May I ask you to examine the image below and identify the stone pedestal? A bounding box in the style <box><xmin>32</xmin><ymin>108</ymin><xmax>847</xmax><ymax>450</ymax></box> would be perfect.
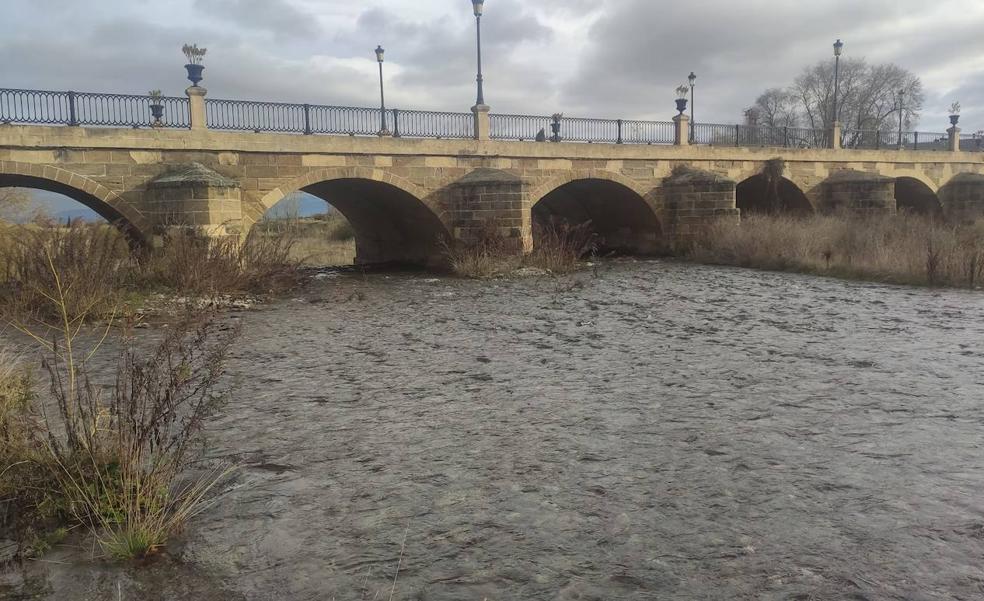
<box><xmin>830</xmin><ymin>121</ymin><xmax>842</xmax><ymax>150</ymax></box>
<box><xmin>820</xmin><ymin>170</ymin><xmax>895</xmax><ymax>215</ymax></box>
<box><xmin>472</xmin><ymin>104</ymin><xmax>491</xmax><ymax>141</ymax></box>
<box><xmin>145</xmin><ymin>162</ymin><xmax>242</xmax><ymax>237</ymax></box>
<box><xmin>673</xmin><ymin>114</ymin><xmax>690</xmax><ymax>146</ymax></box>
<box><xmin>948</xmin><ymin>126</ymin><xmax>961</xmax><ymax>153</ymax></box>
<box><xmin>186</xmin><ymin>86</ymin><xmax>208</xmax><ymax>131</ymax></box>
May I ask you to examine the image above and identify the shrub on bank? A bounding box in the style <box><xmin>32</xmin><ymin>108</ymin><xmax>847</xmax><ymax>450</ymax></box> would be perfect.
<box><xmin>687</xmin><ymin>213</ymin><xmax>984</xmax><ymax>288</ymax></box>
<box><xmin>0</xmin><ymin>223</ymin><xmax>303</xmax><ymax>323</ymax></box>
<box><xmin>445</xmin><ymin>220</ymin><xmax>598</xmax><ymax>278</ymax></box>
<box><xmin>1</xmin><ymin>270</ymin><xmax>237</xmax><ymax>560</ymax></box>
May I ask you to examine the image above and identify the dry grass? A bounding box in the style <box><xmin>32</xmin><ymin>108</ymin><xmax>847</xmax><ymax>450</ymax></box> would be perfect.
<box><xmin>0</xmin><ymin>223</ymin><xmax>130</xmax><ymax>322</ymax></box>
<box><xmin>254</xmin><ymin>214</ymin><xmax>357</xmax><ymax>266</ymax></box>
<box><xmin>527</xmin><ymin>221</ymin><xmax>598</xmax><ymax>274</ymax></box>
<box><xmin>443</xmin><ymin>220</ymin><xmax>522</xmax><ymax>278</ymax></box>
<box><xmin>0</xmin><ymin>222</ymin><xmax>303</xmax><ymax>324</ymax></box>
<box><xmin>445</xmin><ymin>219</ymin><xmax>597</xmax><ymax>278</ymax></box>
<box><xmin>687</xmin><ymin>213</ymin><xmax>984</xmax><ymax>288</ymax></box>
<box><xmin>1</xmin><ymin>245</ymin><xmax>239</xmax><ymax>561</ymax></box>
<box><xmin>139</xmin><ymin>227</ymin><xmax>302</xmax><ymax>295</ymax></box>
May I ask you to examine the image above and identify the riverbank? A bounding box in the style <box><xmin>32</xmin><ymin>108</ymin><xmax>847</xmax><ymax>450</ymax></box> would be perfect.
<box><xmin>685</xmin><ymin>213</ymin><xmax>984</xmax><ymax>289</ymax></box>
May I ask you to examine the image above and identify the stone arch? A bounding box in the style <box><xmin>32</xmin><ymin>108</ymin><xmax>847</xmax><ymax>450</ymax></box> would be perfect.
<box><xmin>890</xmin><ymin>171</ymin><xmax>939</xmax><ymax>195</ymax></box>
<box><xmin>894</xmin><ymin>176</ymin><xmax>942</xmax><ymax>216</ymax></box>
<box><xmin>258</xmin><ymin>166</ymin><xmax>450</xmax><ymax>267</ymax></box>
<box><xmin>257</xmin><ymin>166</ymin><xmax>437</xmax><ymax>218</ymax></box>
<box><xmin>0</xmin><ymin>160</ymin><xmax>151</xmax><ymax>245</ymax></box>
<box><xmin>530</xmin><ymin>170</ymin><xmax>663</xmax><ymax>254</ymax></box>
<box><xmin>527</xmin><ymin>170</ymin><xmax>652</xmax><ymax>211</ymax></box>
<box><xmin>736</xmin><ymin>174</ymin><xmax>814</xmax><ymax>215</ymax></box>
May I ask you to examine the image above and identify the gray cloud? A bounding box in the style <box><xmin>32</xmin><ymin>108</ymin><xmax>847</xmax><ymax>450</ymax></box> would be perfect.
<box><xmin>194</xmin><ymin>0</ymin><xmax>320</xmax><ymax>40</ymax></box>
<box><xmin>0</xmin><ymin>0</ymin><xmax>979</xmax><ymax>130</ymax></box>
<box><xmin>561</xmin><ymin>0</ymin><xmax>981</xmax><ymax>129</ymax></box>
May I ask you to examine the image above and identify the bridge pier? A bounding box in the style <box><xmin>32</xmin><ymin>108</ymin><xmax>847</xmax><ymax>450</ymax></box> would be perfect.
<box><xmin>819</xmin><ymin>170</ymin><xmax>896</xmax><ymax>216</ymax></box>
<box><xmin>145</xmin><ymin>163</ymin><xmax>243</xmax><ymax>237</ymax></box>
<box><xmin>940</xmin><ymin>173</ymin><xmax>984</xmax><ymax>222</ymax></box>
<box><xmin>662</xmin><ymin>166</ymin><xmax>738</xmax><ymax>246</ymax></box>
<box><xmin>450</xmin><ymin>169</ymin><xmax>528</xmax><ymax>252</ymax></box>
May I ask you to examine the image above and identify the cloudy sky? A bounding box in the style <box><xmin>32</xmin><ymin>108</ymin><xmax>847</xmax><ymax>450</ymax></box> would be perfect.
<box><xmin>3</xmin><ymin>0</ymin><xmax>983</xmax><ymax>132</ymax></box>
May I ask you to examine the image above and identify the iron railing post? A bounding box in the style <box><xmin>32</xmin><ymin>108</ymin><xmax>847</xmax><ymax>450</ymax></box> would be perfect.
<box><xmin>303</xmin><ymin>104</ymin><xmax>311</xmax><ymax>135</ymax></box>
<box><xmin>616</xmin><ymin>119</ymin><xmax>623</xmax><ymax>144</ymax></box>
<box><xmin>784</xmin><ymin>126</ymin><xmax>789</xmax><ymax>148</ymax></box>
<box><xmin>914</xmin><ymin>132</ymin><xmax>919</xmax><ymax>150</ymax></box>
<box><xmin>392</xmin><ymin>109</ymin><xmax>400</xmax><ymax>138</ymax></box>
<box><xmin>876</xmin><ymin>130</ymin><xmax>880</xmax><ymax>149</ymax></box>
<box><xmin>67</xmin><ymin>90</ymin><xmax>77</xmax><ymax>126</ymax></box>
<box><xmin>735</xmin><ymin>124</ymin><xmax>740</xmax><ymax>147</ymax></box>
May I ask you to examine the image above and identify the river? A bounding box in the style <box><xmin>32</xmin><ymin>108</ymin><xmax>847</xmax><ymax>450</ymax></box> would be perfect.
<box><xmin>5</xmin><ymin>259</ymin><xmax>984</xmax><ymax>600</ymax></box>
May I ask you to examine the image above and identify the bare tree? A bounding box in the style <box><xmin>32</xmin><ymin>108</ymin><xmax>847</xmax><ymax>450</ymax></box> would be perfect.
<box><xmin>750</xmin><ymin>88</ymin><xmax>800</xmax><ymax>129</ymax></box>
<box><xmin>0</xmin><ymin>188</ymin><xmax>35</xmax><ymax>223</ymax></box>
<box><xmin>746</xmin><ymin>59</ymin><xmax>924</xmax><ymax>147</ymax></box>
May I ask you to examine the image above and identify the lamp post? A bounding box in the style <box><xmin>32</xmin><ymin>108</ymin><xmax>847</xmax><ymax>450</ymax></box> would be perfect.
<box><xmin>897</xmin><ymin>88</ymin><xmax>905</xmax><ymax>150</ymax></box>
<box><xmin>832</xmin><ymin>39</ymin><xmax>843</xmax><ymax>126</ymax></box>
<box><xmin>472</xmin><ymin>0</ymin><xmax>485</xmax><ymax>106</ymax></box>
<box><xmin>375</xmin><ymin>45</ymin><xmax>389</xmax><ymax>136</ymax></box>
<box><xmin>688</xmin><ymin>72</ymin><xmax>696</xmax><ymax>142</ymax></box>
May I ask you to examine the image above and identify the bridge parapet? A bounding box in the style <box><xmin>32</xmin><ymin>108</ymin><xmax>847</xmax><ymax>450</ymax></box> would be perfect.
<box><xmin>0</xmin><ymin>86</ymin><xmax>972</xmax><ymax>154</ymax></box>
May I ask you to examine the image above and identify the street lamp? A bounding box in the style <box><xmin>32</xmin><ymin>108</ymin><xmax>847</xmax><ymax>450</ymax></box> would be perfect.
<box><xmin>832</xmin><ymin>39</ymin><xmax>843</xmax><ymax>127</ymax></box>
<box><xmin>375</xmin><ymin>45</ymin><xmax>389</xmax><ymax>136</ymax></box>
<box><xmin>688</xmin><ymin>72</ymin><xmax>696</xmax><ymax>142</ymax></box>
<box><xmin>472</xmin><ymin>0</ymin><xmax>486</xmax><ymax>106</ymax></box>
<box><xmin>897</xmin><ymin>88</ymin><xmax>905</xmax><ymax>150</ymax></box>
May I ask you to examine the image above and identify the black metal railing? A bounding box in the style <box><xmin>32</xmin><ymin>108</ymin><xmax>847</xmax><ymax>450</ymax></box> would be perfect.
<box><xmin>491</xmin><ymin>114</ymin><xmax>675</xmax><ymax>144</ymax></box>
<box><xmin>490</xmin><ymin>113</ymin><xmax>554</xmax><ymax>141</ymax></box>
<box><xmin>206</xmin><ymin>98</ymin><xmax>309</xmax><ymax>133</ymax></box>
<box><xmin>0</xmin><ymin>87</ymin><xmax>969</xmax><ymax>152</ymax></box>
<box><xmin>961</xmin><ymin>134</ymin><xmax>984</xmax><ymax>152</ymax></box>
<box><xmin>621</xmin><ymin>120</ymin><xmax>675</xmax><ymax>145</ymax></box>
<box><xmin>0</xmin><ymin>88</ymin><xmax>190</xmax><ymax>128</ymax></box>
<box><xmin>561</xmin><ymin>118</ymin><xmax>621</xmax><ymax>143</ymax></box>
<box><xmin>835</xmin><ymin>129</ymin><xmax>952</xmax><ymax>151</ymax></box>
<box><xmin>394</xmin><ymin>109</ymin><xmax>474</xmax><ymax>139</ymax></box>
<box><xmin>693</xmin><ymin>123</ymin><xmax>827</xmax><ymax>148</ymax></box>
<box><xmin>205</xmin><ymin>99</ymin><xmax>475</xmax><ymax>139</ymax></box>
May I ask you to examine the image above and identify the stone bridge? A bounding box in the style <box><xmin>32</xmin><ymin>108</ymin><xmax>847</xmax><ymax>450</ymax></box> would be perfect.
<box><xmin>2</xmin><ymin>122</ymin><xmax>983</xmax><ymax>266</ymax></box>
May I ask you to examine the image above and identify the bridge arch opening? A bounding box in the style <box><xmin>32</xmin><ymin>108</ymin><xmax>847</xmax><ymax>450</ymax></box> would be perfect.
<box><xmin>736</xmin><ymin>175</ymin><xmax>812</xmax><ymax>216</ymax></box>
<box><xmin>0</xmin><ymin>173</ymin><xmax>146</xmax><ymax>246</ymax></box>
<box><xmin>261</xmin><ymin>177</ymin><xmax>449</xmax><ymax>268</ymax></box>
<box><xmin>531</xmin><ymin>178</ymin><xmax>662</xmax><ymax>255</ymax></box>
<box><xmin>894</xmin><ymin>177</ymin><xmax>942</xmax><ymax>217</ymax></box>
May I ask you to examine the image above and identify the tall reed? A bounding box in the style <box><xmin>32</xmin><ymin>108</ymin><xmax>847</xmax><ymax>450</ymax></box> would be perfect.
<box><xmin>687</xmin><ymin>213</ymin><xmax>984</xmax><ymax>288</ymax></box>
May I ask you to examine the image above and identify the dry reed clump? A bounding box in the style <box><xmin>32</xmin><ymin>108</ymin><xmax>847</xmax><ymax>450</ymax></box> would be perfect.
<box><xmin>1</xmin><ymin>250</ymin><xmax>238</xmax><ymax>560</ymax></box>
<box><xmin>0</xmin><ymin>223</ymin><xmax>304</xmax><ymax>324</ymax></box>
<box><xmin>445</xmin><ymin>219</ymin><xmax>597</xmax><ymax>278</ymax></box>
<box><xmin>688</xmin><ymin>213</ymin><xmax>984</xmax><ymax>288</ymax></box>
<box><xmin>137</xmin><ymin>227</ymin><xmax>302</xmax><ymax>295</ymax></box>
<box><xmin>0</xmin><ymin>224</ymin><xmax>130</xmax><ymax>323</ymax></box>
<box><xmin>443</xmin><ymin>220</ymin><xmax>522</xmax><ymax>278</ymax></box>
<box><xmin>527</xmin><ymin>220</ymin><xmax>598</xmax><ymax>274</ymax></box>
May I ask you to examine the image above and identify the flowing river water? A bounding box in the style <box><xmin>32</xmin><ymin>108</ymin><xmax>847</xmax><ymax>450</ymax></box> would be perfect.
<box><xmin>4</xmin><ymin>259</ymin><xmax>984</xmax><ymax>600</ymax></box>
